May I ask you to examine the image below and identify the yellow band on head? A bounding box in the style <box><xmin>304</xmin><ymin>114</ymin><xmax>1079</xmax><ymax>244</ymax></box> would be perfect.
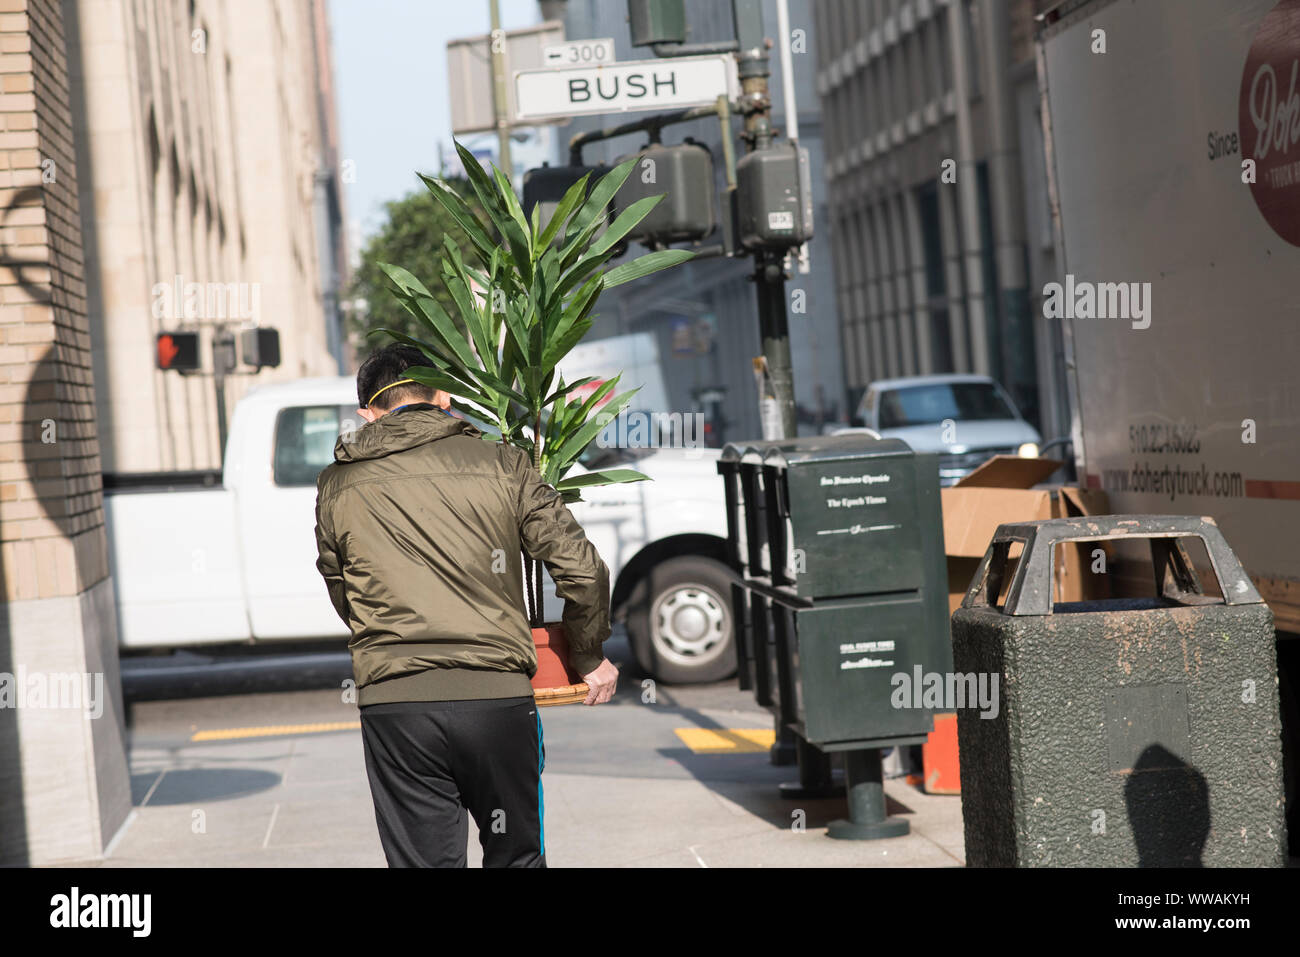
<box><xmin>367</xmin><ymin>378</ymin><xmax>417</xmax><ymax>407</ymax></box>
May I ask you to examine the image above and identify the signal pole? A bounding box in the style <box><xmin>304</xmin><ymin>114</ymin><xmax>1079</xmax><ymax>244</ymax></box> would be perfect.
<box><xmin>489</xmin><ymin>0</ymin><xmax>513</xmax><ymax>176</ymax></box>
<box><xmin>732</xmin><ymin>0</ymin><xmax>797</xmax><ymax>441</ymax></box>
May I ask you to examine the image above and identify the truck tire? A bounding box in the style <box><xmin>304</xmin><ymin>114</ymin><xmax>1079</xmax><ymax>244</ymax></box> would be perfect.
<box><xmin>625</xmin><ymin>555</ymin><xmax>737</xmax><ymax>685</ymax></box>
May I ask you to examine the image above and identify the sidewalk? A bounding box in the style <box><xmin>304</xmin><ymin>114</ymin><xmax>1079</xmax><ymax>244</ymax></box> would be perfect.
<box><xmin>90</xmin><ymin>702</ymin><xmax>965</xmax><ymax>868</ymax></box>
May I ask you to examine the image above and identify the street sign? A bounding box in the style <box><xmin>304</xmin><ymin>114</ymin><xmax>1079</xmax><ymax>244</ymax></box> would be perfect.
<box><xmin>513</xmin><ymin>54</ymin><xmax>736</xmax><ymax>122</ymax></box>
<box><xmin>447</xmin><ymin>20</ymin><xmax>565</xmax><ymax>134</ymax></box>
<box><xmin>543</xmin><ymin>37</ymin><xmax>616</xmax><ymax>66</ymax></box>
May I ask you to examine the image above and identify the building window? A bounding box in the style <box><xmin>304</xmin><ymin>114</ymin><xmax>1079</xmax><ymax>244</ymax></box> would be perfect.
<box><xmin>917</xmin><ymin>181</ymin><xmax>954</xmax><ymax>373</ymax></box>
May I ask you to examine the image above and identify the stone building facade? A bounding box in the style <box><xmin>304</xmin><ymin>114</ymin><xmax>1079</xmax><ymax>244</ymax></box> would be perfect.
<box><xmin>811</xmin><ymin>0</ymin><xmax>1069</xmax><ymax>437</ymax></box>
<box><xmin>67</xmin><ymin>0</ymin><xmax>346</xmax><ymax>473</ymax></box>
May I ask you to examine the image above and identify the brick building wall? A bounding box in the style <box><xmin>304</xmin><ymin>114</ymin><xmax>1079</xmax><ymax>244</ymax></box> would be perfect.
<box><xmin>0</xmin><ymin>0</ymin><xmax>129</xmax><ymax>867</ymax></box>
<box><xmin>1</xmin><ymin>0</ymin><xmax>108</xmax><ymax>600</ymax></box>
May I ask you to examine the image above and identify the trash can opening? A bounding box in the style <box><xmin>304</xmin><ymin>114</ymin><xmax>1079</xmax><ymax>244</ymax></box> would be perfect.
<box><xmin>1049</xmin><ymin>534</ymin><xmax>1226</xmax><ymax>614</ymax></box>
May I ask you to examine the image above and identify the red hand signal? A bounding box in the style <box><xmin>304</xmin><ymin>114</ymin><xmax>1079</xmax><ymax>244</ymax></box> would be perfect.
<box><xmin>157</xmin><ymin>334</ymin><xmax>180</xmax><ymax>369</ymax></box>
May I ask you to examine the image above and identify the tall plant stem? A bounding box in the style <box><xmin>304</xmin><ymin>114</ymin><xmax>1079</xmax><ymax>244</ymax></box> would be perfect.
<box><xmin>531</xmin><ymin>411</ymin><xmax>544</xmax><ymax>622</ymax></box>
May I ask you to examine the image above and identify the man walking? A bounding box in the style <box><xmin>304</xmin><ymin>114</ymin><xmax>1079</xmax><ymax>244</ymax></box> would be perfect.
<box><xmin>315</xmin><ymin>344</ymin><xmax>618</xmax><ymax>868</ymax></box>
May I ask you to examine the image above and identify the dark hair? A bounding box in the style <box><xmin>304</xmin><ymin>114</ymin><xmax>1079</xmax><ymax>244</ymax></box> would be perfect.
<box><xmin>356</xmin><ymin>343</ymin><xmax>437</xmax><ymax>409</ymax></box>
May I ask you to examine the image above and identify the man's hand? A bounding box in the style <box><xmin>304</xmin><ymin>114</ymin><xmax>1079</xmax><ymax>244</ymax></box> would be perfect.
<box><xmin>581</xmin><ymin>658</ymin><xmax>618</xmax><ymax>706</ymax></box>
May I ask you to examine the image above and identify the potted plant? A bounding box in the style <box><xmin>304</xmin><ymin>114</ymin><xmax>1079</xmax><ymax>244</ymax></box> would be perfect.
<box><xmin>374</xmin><ymin>141</ymin><xmax>694</xmax><ymax>703</ymax></box>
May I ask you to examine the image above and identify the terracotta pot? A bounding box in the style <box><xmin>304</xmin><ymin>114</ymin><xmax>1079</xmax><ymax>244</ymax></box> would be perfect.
<box><xmin>530</xmin><ymin>623</ymin><xmax>588</xmax><ymax>707</ymax></box>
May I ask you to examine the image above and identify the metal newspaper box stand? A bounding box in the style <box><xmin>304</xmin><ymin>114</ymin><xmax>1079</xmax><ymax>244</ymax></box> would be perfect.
<box><xmin>717</xmin><ymin>444</ymin><xmax>751</xmax><ymax>693</ymax></box>
<box><xmin>765</xmin><ymin>437</ymin><xmax>950</xmax><ymax>838</ymax></box>
<box><xmin>718</xmin><ymin>439</ymin><xmax>803</xmax><ymax>763</ymax></box>
<box><xmin>952</xmin><ymin>515</ymin><xmax>1287</xmax><ymax>866</ymax></box>
<box><xmin>720</xmin><ymin>434</ymin><xmax>950</xmax><ymax>839</ymax></box>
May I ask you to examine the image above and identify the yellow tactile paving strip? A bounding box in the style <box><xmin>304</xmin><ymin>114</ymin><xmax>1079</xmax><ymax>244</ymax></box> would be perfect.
<box><xmin>191</xmin><ymin>721</ymin><xmax>361</xmax><ymax>742</ymax></box>
<box><xmin>673</xmin><ymin>728</ymin><xmax>775</xmax><ymax>754</ymax></box>
<box><xmin>191</xmin><ymin>723</ymin><xmax>777</xmax><ymax>751</ymax></box>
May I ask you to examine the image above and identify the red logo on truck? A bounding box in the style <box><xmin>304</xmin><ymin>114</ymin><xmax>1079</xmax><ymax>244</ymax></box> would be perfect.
<box><xmin>1240</xmin><ymin>0</ymin><xmax>1300</xmax><ymax>246</ymax></box>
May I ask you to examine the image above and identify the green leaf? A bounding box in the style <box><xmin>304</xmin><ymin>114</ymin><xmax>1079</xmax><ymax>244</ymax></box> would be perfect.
<box><xmin>550</xmin><ymin>273</ymin><xmax>605</xmax><ymax>352</ymax></box>
<box><xmin>569</xmin><ymin>157</ymin><xmax>636</xmax><ymax>238</ymax></box>
<box><xmin>537</xmin><ymin>172</ymin><xmax>591</xmax><ymax>250</ymax></box>
<box><xmin>567</xmin><ymin>376</ymin><xmax>619</xmax><ymax>426</ymax></box>
<box><xmin>556</xmin><ymin>247</ymin><xmax>617</xmax><ymax>300</ymax></box>
<box><xmin>493</xmin><ymin>163</ymin><xmax>532</xmax><ymax>253</ymax></box>
<box><xmin>440</xmin><ymin>238</ymin><xmax>497</xmax><ymax>375</ymax></box>
<box><xmin>378</xmin><ymin>261</ymin><xmax>436</xmax><ymax>300</ymax></box>
<box><xmin>586</xmin><ymin>194</ymin><xmax>664</xmax><ymax>259</ymax></box>
<box><xmin>369</xmin><ymin>329</ymin><xmax>490</xmax><ymax>398</ymax></box>
<box><xmin>555</xmin><ymin>469</ymin><xmax>651</xmax><ymax>489</ymax></box>
<box><xmin>401</xmin><ymin>365</ymin><xmax>491</xmax><ymax>408</ymax></box>
<box><xmin>558</xmin><ymin>210</ymin><xmax>611</xmax><ymax>271</ymax></box>
<box><xmin>449</xmin><ymin>397</ymin><xmax>498</xmax><ymax>428</ymax></box>
<box><xmin>543</xmin><ymin>375</ymin><xmax>600</xmax><ymax>405</ymax></box>
<box><xmin>376</xmin><ymin>324</ymin><xmax>529</xmax><ymax>408</ymax></box>
<box><xmin>396</xmin><ymin>286</ymin><xmax>479</xmax><ymax>372</ymax></box>
<box><xmin>415</xmin><ymin>172</ymin><xmax>496</xmax><ymax>264</ymax></box>
<box><xmin>454</xmin><ymin>141</ymin><xmax>533</xmax><ymax>286</ymax></box>
<box><xmin>549</xmin><ymin>387</ymin><xmax>638</xmax><ymax>471</ymax></box>
<box><xmin>541</xmin><ymin>316</ymin><xmax>593</xmax><ymax>375</ymax></box>
<box><xmin>604</xmin><ymin>248</ymin><xmax>696</xmax><ymax>288</ymax></box>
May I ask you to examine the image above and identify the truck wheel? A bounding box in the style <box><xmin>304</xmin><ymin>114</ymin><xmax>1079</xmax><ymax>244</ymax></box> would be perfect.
<box><xmin>626</xmin><ymin>556</ymin><xmax>737</xmax><ymax>685</ymax></box>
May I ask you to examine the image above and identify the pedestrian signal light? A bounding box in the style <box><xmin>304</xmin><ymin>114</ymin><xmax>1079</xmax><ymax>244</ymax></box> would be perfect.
<box><xmin>241</xmin><ymin>327</ymin><xmax>282</xmax><ymax>369</ymax></box>
<box><xmin>156</xmin><ymin>331</ymin><xmax>201</xmax><ymax>372</ymax></box>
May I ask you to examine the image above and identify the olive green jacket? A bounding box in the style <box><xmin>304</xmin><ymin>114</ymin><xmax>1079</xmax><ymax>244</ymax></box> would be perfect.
<box><xmin>314</xmin><ymin>404</ymin><xmax>609</xmax><ymax>705</ymax></box>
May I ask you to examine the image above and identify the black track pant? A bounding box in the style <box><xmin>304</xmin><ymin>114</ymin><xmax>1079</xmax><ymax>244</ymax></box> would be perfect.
<box><xmin>359</xmin><ymin>696</ymin><xmax>545</xmax><ymax>868</ymax></box>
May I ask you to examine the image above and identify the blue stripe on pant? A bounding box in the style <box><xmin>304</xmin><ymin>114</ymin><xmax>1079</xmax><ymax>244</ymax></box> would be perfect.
<box><xmin>537</xmin><ymin>708</ymin><xmax>545</xmax><ymax>857</ymax></box>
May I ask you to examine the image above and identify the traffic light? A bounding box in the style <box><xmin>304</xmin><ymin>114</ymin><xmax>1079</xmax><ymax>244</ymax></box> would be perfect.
<box><xmin>524</xmin><ymin>164</ymin><xmax>603</xmax><ymax>231</ymax></box>
<box><xmin>735</xmin><ymin>141</ymin><xmax>814</xmax><ymax>251</ymax></box>
<box><xmin>240</xmin><ymin>327</ymin><xmax>281</xmax><ymax>369</ymax></box>
<box><xmin>628</xmin><ymin>0</ymin><xmax>686</xmax><ymax>47</ymax></box>
<box><xmin>523</xmin><ymin>163</ymin><xmax>627</xmax><ymax>256</ymax></box>
<box><xmin>156</xmin><ymin>331</ymin><xmax>200</xmax><ymax>372</ymax></box>
<box><xmin>612</xmin><ymin>142</ymin><xmax>716</xmax><ymax>245</ymax></box>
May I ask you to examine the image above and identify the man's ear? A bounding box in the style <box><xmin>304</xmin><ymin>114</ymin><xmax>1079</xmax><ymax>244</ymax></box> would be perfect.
<box><xmin>434</xmin><ymin>390</ymin><xmax>452</xmax><ymax>410</ymax></box>
<box><xmin>357</xmin><ymin>407</ymin><xmax>379</xmax><ymax>423</ymax></box>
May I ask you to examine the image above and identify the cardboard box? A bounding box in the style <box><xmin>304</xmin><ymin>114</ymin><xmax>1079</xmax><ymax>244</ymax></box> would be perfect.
<box><xmin>931</xmin><ymin>457</ymin><xmax>1112</xmax><ymax>796</ymax></box>
<box><xmin>941</xmin><ymin>456</ymin><xmax>1111</xmax><ymax>613</ymax></box>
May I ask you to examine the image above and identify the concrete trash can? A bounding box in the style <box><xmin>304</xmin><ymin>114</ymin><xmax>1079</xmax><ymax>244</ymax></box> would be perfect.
<box><xmin>952</xmin><ymin>515</ymin><xmax>1286</xmax><ymax>867</ymax></box>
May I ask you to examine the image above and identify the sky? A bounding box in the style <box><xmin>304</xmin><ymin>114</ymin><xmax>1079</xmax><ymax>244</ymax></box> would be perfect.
<box><xmin>326</xmin><ymin>0</ymin><xmax>547</xmax><ymax>254</ymax></box>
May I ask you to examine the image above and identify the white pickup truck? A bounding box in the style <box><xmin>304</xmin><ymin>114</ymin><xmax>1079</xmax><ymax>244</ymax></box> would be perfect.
<box><xmin>105</xmin><ymin>377</ymin><xmax>738</xmax><ymax>684</ymax></box>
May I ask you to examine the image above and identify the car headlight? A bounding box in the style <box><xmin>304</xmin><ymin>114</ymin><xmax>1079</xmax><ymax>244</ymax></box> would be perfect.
<box><xmin>1017</xmin><ymin>442</ymin><xmax>1040</xmax><ymax>458</ymax></box>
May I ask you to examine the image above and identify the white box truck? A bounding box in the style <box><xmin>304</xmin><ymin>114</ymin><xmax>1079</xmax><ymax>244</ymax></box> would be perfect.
<box><xmin>1037</xmin><ymin>0</ymin><xmax>1300</xmax><ymax>844</ymax></box>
